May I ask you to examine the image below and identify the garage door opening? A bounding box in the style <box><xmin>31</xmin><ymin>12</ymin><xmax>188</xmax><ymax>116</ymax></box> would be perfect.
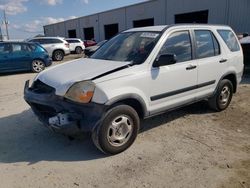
<box><xmin>104</xmin><ymin>24</ymin><xmax>119</xmax><ymax>40</ymax></box>
<box><xmin>84</xmin><ymin>27</ymin><xmax>94</xmax><ymax>40</ymax></box>
<box><xmin>68</xmin><ymin>29</ymin><xmax>77</xmax><ymax>38</ymax></box>
<box><xmin>133</xmin><ymin>18</ymin><xmax>154</xmax><ymax>28</ymax></box>
<box><xmin>175</xmin><ymin>10</ymin><xmax>209</xmax><ymax>24</ymax></box>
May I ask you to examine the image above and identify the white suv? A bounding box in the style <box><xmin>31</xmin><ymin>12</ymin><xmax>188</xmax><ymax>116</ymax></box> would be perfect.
<box><xmin>65</xmin><ymin>38</ymin><xmax>85</xmax><ymax>54</ymax></box>
<box><xmin>29</xmin><ymin>37</ymin><xmax>70</xmax><ymax>61</ymax></box>
<box><xmin>24</xmin><ymin>24</ymin><xmax>244</xmax><ymax>154</ymax></box>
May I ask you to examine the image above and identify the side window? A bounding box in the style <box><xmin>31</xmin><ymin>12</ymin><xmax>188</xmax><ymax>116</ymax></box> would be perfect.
<box><xmin>12</xmin><ymin>44</ymin><xmax>22</xmax><ymax>52</ymax></box>
<box><xmin>194</xmin><ymin>30</ymin><xmax>220</xmax><ymax>59</ymax></box>
<box><xmin>22</xmin><ymin>44</ymin><xmax>32</xmax><ymax>52</ymax></box>
<box><xmin>28</xmin><ymin>44</ymin><xmax>37</xmax><ymax>51</ymax></box>
<box><xmin>217</xmin><ymin>30</ymin><xmax>240</xmax><ymax>52</ymax></box>
<box><xmin>159</xmin><ymin>31</ymin><xmax>192</xmax><ymax>63</ymax></box>
<box><xmin>51</xmin><ymin>39</ymin><xmax>63</xmax><ymax>44</ymax></box>
<box><xmin>30</xmin><ymin>39</ymin><xmax>40</xmax><ymax>43</ymax></box>
<box><xmin>0</xmin><ymin>43</ymin><xmax>8</xmax><ymax>54</ymax></box>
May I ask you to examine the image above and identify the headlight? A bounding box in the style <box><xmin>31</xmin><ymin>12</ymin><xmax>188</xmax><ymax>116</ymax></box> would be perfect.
<box><xmin>65</xmin><ymin>81</ymin><xmax>95</xmax><ymax>103</ymax></box>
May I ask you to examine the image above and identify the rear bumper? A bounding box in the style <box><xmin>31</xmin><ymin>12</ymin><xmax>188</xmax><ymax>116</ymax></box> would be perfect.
<box><xmin>64</xmin><ymin>49</ymin><xmax>70</xmax><ymax>55</ymax></box>
<box><xmin>24</xmin><ymin>80</ymin><xmax>107</xmax><ymax>135</ymax></box>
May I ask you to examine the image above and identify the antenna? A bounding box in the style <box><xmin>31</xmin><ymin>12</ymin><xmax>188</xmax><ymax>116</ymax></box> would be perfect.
<box><xmin>3</xmin><ymin>10</ymin><xmax>9</xmax><ymax>40</ymax></box>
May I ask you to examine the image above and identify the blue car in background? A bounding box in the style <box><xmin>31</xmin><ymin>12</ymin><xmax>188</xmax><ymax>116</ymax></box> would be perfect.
<box><xmin>0</xmin><ymin>42</ymin><xmax>52</xmax><ymax>73</ymax></box>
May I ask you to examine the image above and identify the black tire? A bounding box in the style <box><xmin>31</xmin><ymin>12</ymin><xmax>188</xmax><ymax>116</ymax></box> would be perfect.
<box><xmin>208</xmin><ymin>79</ymin><xmax>233</xmax><ymax>111</ymax></box>
<box><xmin>52</xmin><ymin>50</ymin><xmax>64</xmax><ymax>61</ymax></box>
<box><xmin>75</xmin><ymin>47</ymin><xmax>82</xmax><ymax>54</ymax></box>
<box><xmin>92</xmin><ymin>105</ymin><xmax>140</xmax><ymax>155</ymax></box>
<box><xmin>31</xmin><ymin>59</ymin><xmax>45</xmax><ymax>73</ymax></box>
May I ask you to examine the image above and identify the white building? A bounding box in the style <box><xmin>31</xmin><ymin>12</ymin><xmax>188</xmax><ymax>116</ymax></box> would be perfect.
<box><xmin>43</xmin><ymin>0</ymin><xmax>250</xmax><ymax>42</ymax></box>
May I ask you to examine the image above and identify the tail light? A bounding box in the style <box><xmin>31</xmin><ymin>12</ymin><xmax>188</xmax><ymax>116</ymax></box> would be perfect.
<box><xmin>65</xmin><ymin>43</ymin><xmax>69</xmax><ymax>48</ymax></box>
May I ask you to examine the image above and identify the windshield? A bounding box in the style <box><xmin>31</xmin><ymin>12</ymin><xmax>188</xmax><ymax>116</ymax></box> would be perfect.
<box><xmin>91</xmin><ymin>32</ymin><xmax>161</xmax><ymax>64</ymax></box>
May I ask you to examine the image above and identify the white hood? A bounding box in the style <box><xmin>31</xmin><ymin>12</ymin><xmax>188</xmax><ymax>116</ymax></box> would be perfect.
<box><xmin>35</xmin><ymin>58</ymin><xmax>130</xmax><ymax>96</ymax></box>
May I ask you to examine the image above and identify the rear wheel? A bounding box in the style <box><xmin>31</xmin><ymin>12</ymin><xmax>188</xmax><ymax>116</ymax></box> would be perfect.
<box><xmin>52</xmin><ymin>50</ymin><xmax>64</xmax><ymax>61</ymax></box>
<box><xmin>75</xmin><ymin>47</ymin><xmax>82</xmax><ymax>54</ymax></box>
<box><xmin>92</xmin><ymin>105</ymin><xmax>140</xmax><ymax>155</ymax></box>
<box><xmin>31</xmin><ymin>60</ymin><xmax>45</xmax><ymax>73</ymax></box>
<box><xmin>208</xmin><ymin>79</ymin><xmax>233</xmax><ymax>111</ymax></box>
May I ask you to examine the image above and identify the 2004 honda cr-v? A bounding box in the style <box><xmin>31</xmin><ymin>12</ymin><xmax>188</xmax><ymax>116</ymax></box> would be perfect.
<box><xmin>24</xmin><ymin>24</ymin><xmax>244</xmax><ymax>154</ymax></box>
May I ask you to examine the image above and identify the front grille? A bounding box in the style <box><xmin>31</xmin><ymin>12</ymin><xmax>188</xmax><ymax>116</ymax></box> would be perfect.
<box><xmin>31</xmin><ymin>103</ymin><xmax>57</xmax><ymax>118</ymax></box>
<box><xmin>31</xmin><ymin>80</ymin><xmax>55</xmax><ymax>94</ymax></box>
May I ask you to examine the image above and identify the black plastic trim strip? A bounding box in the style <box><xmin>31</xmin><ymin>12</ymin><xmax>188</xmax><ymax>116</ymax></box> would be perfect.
<box><xmin>91</xmin><ymin>64</ymin><xmax>131</xmax><ymax>80</ymax></box>
<box><xmin>150</xmin><ymin>80</ymin><xmax>216</xmax><ymax>101</ymax></box>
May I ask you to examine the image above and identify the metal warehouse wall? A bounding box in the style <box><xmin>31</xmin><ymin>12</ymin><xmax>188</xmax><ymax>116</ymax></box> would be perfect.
<box><xmin>227</xmin><ymin>0</ymin><xmax>250</xmax><ymax>33</ymax></box>
<box><xmin>43</xmin><ymin>0</ymin><xmax>250</xmax><ymax>41</ymax></box>
<box><xmin>79</xmin><ymin>15</ymin><xmax>99</xmax><ymax>41</ymax></box>
<box><xmin>165</xmin><ymin>0</ymin><xmax>228</xmax><ymax>24</ymax></box>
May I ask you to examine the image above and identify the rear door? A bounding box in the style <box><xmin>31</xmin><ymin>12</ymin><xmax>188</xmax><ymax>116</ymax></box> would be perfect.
<box><xmin>193</xmin><ymin>29</ymin><xmax>227</xmax><ymax>98</ymax></box>
<box><xmin>149</xmin><ymin>30</ymin><xmax>198</xmax><ymax>113</ymax></box>
<box><xmin>9</xmin><ymin>43</ymin><xmax>33</xmax><ymax>70</ymax></box>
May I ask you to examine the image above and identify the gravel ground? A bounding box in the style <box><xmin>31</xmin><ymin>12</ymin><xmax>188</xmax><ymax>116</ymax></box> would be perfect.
<box><xmin>0</xmin><ymin>56</ymin><xmax>249</xmax><ymax>188</ymax></box>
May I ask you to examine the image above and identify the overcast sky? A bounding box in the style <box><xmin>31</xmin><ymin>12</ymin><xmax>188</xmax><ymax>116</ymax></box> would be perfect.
<box><xmin>0</xmin><ymin>0</ymin><xmax>146</xmax><ymax>39</ymax></box>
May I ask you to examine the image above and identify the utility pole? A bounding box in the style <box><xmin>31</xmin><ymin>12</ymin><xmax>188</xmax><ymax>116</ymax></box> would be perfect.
<box><xmin>0</xmin><ymin>25</ymin><xmax>3</xmax><ymax>41</ymax></box>
<box><xmin>3</xmin><ymin>10</ymin><xmax>9</xmax><ymax>40</ymax></box>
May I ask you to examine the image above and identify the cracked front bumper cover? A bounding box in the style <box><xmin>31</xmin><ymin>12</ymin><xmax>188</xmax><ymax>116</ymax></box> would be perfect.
<box><xmin>24</xmin><ymin>80</ymin><xmax>107</xmax><ymax>135</ymax></box>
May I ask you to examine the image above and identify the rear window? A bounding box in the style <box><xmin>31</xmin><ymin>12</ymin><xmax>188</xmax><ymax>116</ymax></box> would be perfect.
<box><xmin>66</xmin><ymin>40</ymin><xmax>80</xmax><ymax>43</ymax></box>
<box><xmin>217</xmin><ymin>30</ymin><xmax>240</xmax><ymax>52</ymax></box>
<box><xmin>39</xmin><ymin>38</ymin><xmax>63</xmax><ymax>44</ymax></box>
<box><xmin>194</xmin><ymin>30</ymin><xmax>220</xmax><ymax>59</ymax></box>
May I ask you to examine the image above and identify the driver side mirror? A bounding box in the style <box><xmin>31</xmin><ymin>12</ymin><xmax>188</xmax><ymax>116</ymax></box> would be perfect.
<box><xmin>153</xmin><ymin>53</ymin><xmax>177</xmax><ymax>67</ymax></box>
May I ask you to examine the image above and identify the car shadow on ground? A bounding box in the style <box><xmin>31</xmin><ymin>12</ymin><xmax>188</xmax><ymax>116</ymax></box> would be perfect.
<box><xmin>0</xmin><ymin>101</ymin><xmax>212</xmax><ymax>164</ymax></box>
<box><xmin>140</xmin><ymin>101</ymin><xmax>212</xmax><ymax>133</ymax></box>
<box><xmin>0</xmin><ymin>109</ymin><xmax>106</xmax><ymax>164</ymax></box>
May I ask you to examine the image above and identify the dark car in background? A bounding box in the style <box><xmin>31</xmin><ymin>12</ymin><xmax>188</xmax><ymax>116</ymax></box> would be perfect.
<box><xmin>84</xmin><ymin>40</ymin><xmax>107</xmax><ymax>57</ymax></box>
<box><xmin>240</xmin><ymin>36</ymin><xmax>250</xmax><ymax>69</ymax></box>
<box><xmin>83</xmin><ymin>40</ymin><xmax>97</xmax><ymax>48</ymax></box>
<box><xmin>0</xmin><ymin>42</ymin><xmax>52</xmax><ymax>73</ymax></box>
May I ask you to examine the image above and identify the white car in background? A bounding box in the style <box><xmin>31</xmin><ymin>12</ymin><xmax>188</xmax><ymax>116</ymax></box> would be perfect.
<box><xmin>28</xmin><ymin>37</ymin><xmax>70</xmax><ymax>61</ymax></box>
<box><xmin>65</xmin><ymin>38</ymin><xmax>85</xmax><ymax>54</ymax></box>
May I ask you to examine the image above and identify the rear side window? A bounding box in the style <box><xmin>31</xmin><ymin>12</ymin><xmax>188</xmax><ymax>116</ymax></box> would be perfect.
<box><xmin>66</xmin><ymin>40</ymin><xmax>80</xmax><ymax>43</ymax></box>
<box><xmin>194</xmin><ymin>30</ymin><xmax>220</xmax><ymax>59</ymax></box>
<box><xmin>217</xmin><ymin>30</ymin><xmax>240</xmax><ymax>52</ymax></box>
<box><xmin>159</xmin><ymin>31</ymin><xmax>192</xmax><ymax>63</ymax></box>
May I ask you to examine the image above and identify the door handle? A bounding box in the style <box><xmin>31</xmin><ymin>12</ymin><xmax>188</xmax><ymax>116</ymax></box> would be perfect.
<box><xmin>219</xmin><ymin>59</ymin><xmax>227</xmax><ymax>63</ymax></box>
<box><xmin>186</xmin><ymin>65</ymin><xmax>197</xmax><ymax>70</ymax></box>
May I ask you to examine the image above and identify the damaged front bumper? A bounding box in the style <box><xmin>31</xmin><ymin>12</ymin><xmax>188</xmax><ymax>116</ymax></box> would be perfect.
<box><xmin>23</xmin><ymin>80</ymin><xmax>107</xmax><ymax>135</ymax></box>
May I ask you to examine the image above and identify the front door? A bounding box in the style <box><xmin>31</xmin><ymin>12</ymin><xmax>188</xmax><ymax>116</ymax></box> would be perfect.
<box><xmin>149</xmin><ymin>30</ymin><xmax>198</xmax><ymax>114</ymax></box>
<box><xmin>0</xmin><ymin>43</ymin><xmax>12</xmax><ymax>72</ymax></box>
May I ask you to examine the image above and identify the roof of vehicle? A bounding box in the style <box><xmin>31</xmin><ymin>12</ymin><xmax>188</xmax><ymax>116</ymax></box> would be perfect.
<box><xmin>32</xmin><ymin>37</ymin><xmax>65</xmax><ymax>40</ymax></box>
<box><xmin>0</xmin><ymin>41</ymin><xmax>38</xmax><ymax>44</ymax></box>
<box><xmin>124</xmin><ymin>24</ymin><xmax>232</xmax><ymax>33</ymax></box>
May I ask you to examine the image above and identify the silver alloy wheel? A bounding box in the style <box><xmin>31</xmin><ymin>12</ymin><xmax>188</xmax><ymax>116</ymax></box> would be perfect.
<box><xmin>219</xmin><ymin>85</ymin><xmax>231</xmax><ymax>105</ymax></box>
<box><xmin>55</xmin><ymin>51</ymin><xmax>63</xmax><ymax>60</ymax></box>
<box><xmin>107</xmin><ymin>115</ymin><xmax>133</xmax><ymax>147</ymax></box>
<box><xmin>32</xmin><ymin>60</ymin><xmax>45</xmax><ymax>72</ymax></box>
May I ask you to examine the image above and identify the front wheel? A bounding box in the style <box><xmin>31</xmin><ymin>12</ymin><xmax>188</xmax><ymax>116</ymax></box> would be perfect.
<box><xmin>92</xmin><ymin>105</ymin><xmax>140</xmax><ymax>155</ymax></box>
<box><xmin>31</xmin><ymin>60</ymin><xmax>45</xmax><ymax>73</ymax></box>
<box><xmin>208</xmin><ymin>79</ymin><xmax>233</xmax><ymax>111</ymax></box>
